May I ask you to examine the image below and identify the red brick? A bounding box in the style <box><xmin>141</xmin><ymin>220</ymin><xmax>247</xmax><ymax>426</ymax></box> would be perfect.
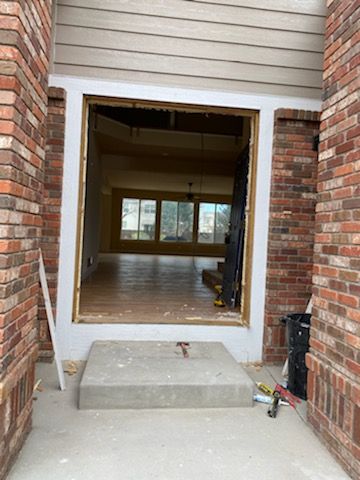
<box><xmin>263</xmin><ymin>110</ymin><xmax>319</xmax><ymax>362</ymax></box>
<box><xmin>38</xmin><ymin>88</ymin><xmax>66</xmax><ymax>360</ymax></box>
<box><xmin>309</xmin><ymin>2</ymin><xmax>360</xmax><ymax>477</ymax></box>
<box><xmin>0</xmin><ymin>1</ymin><xmax>52</xmax><ymax>478</ymax></box>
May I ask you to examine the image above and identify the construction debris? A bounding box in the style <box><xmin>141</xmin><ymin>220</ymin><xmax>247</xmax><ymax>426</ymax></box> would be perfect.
<box><xmin>64</xmin><ymin>361</ymin><xmax>78</xmax><ymax>376</ymax></box>
<box><xmin>245</xmin><ymin>361</ymin><xmax>263</xmax><ymax>371</ymax></box>
<box><xmin>256</xmin><ymin>382</ymin><xmax>274</xmax><ymax>396</ymax></box>
<box><xmin>216</xmin><ymin>311</ymin><xmax>238</xmax><ymax>317</ymax></box>
<box><xmin>33</xmin><ymin>379</ymin><xmax>43</xmax><ymax>392</ymax></box>
<box><xmin>254</xmin><ymin>382</ymin><xmax>301</xmax><ymax>418</ymax></box>
<box><xmin>214</xmin><ymin>285</ymin><xmax>225</xmax><ymax>307</ymax></box>
<box><xmin>253</xmin><ymin>394</ymin><xmax>289</xmax><ymax>406</ymax></box>
<box><xmin>176</xmin><ymin>342</ymin><xmax>190</xmax><ymax>358</ymax></box>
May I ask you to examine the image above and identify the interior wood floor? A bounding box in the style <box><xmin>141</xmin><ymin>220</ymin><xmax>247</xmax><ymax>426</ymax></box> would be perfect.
<box><xmin>78</xmin><ymin>253</ymin><xmax>240</xmax><ymax>325</ymax></box>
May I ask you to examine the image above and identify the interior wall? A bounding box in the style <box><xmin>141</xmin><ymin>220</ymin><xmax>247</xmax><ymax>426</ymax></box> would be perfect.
<box><xmin>81</xmin><ymin>113</ymin><xmax>102</xmax><ymax>279</ymax></box>
<box><xmin>100</xmin><ymin>192</ymin><xmax>112</xmax><ymax>252</ymax></box>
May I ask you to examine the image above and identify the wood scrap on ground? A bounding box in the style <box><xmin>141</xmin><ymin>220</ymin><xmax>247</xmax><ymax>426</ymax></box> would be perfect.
<box><xmin>245</xmin><ymin>361</ymin><xmax>263</xmax><ymax>371</ymax></box>
<box><xmin>33</xmin><ymin>379</ymin><xmax>43</xmax><ymax>392</ymax></box>
<box><xmin>64</xmin><ymin>361</ymin><xmax>78</xmax><ymax>376</ymax></box>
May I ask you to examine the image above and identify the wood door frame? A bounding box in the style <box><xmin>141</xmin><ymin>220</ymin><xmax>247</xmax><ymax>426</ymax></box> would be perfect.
<box><xmin>73</xmin><ymin>95</ymin><xmax>259</xmax><ymax>326</ymax></box>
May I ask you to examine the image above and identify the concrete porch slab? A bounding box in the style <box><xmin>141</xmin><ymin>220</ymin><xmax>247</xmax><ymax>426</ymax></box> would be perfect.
<box><xmin>79</xmin><ymin>341</ymin><xmax>253</xmax><ymax>409</ymax></box>
<box><xmin>8</xmin><ymin>362</ymin><xmax>351</xmax><ymax>480</ymax></box>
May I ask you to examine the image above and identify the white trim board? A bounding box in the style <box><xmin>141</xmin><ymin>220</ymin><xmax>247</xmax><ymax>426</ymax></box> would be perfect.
<box><xmin>50</xmin><ymin>74</ymin><xmax>321</xmax><ymax>362</ymax></box>
<box><xmin>39</xmin><ymin>250</ymin><xmax>66</xmax><ymax>390</ymax></box>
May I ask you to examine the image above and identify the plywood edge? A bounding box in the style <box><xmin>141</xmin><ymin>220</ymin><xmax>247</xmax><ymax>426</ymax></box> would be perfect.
<box><xmin>77</xmin><ymin>315</ymin><xmax>245</xmax><ymax>327</ymax></box>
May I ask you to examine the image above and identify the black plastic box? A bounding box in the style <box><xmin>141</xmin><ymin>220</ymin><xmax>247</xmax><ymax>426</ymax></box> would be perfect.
<box><xmin>281</xmin><ymin>313</ymin><xmax>311</xmax><ymax>400</ymax></box>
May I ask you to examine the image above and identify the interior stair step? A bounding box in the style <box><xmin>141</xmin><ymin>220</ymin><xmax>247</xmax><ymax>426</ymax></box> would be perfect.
<box><xmin>217</xmin><ymin>261</ymin><xmax>225</xmax><ymax>273</ymax></box>
<box><xmin>202</xmin><ymin>269</ymin><xmax>223</xmax><ymax>291</ymax></box>
<box><xmin>79</xmin><ymin>341</ymin><xmax>254</xmax><ymax>409</ymax></box>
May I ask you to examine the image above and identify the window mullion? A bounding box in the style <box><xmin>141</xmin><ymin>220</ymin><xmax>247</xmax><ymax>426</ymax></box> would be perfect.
<box><xmin>176</xmin><ymin>202</ymin><xmax>179</xmax><ymax>240</ymax></box>
<box><xmin>194</xmin><ymin>201</ymin><xmax>199</xmax><ymax>243</ymax></box>
<box><xmin>214</xmin><ymin>204</ymin><xmax>218</xmax><ymax>242</ymax></box>
<box><xmin>137</xmin><ymin>199</ymin><xmax>141</xmax><ymax>240</ymax></box>
<box><xmin>155</xmin><ymin>200</ymin><xmax>161</xmax><ymax>241</ymax></box>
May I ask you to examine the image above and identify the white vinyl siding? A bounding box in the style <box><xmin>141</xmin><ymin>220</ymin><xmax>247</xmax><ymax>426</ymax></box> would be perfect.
<box><xmin>53</xmin><ymin>0</ymin><xmax>326</xmax><ymax>98</ymax></box>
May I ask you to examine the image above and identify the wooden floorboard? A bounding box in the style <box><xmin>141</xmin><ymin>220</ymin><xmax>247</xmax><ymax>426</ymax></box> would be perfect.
<box><xmin>78</xmin><ymin>253</ymin><xmax>241</xmax><ymax>325</ymax></box>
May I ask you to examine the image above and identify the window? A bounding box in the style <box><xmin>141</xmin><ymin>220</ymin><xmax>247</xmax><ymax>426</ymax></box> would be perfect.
<box><xmin>160</xmin><ymin>201</ymin><xmax>194</xmax><ymax>242</ymax></box>
<box><xmin>139</xmin><ymin>199</ymin><xmax>156</xmax><ymax>240</ymax></box>
<box><xmin>144</xmin><ymin>203</ymin><xmax>156</xmax><ymax>214</ymax></box>
<box><xmin>198</xmin><ymin>203</ymin><xmax>231</xmax><ymax>244</ymax></box>
<box><xmin>119</xmin><ymin>195</ymin><xmax>230</xmax><ymax>245</ymax></box>
<box><xmin>120</xmin><ymin>198</ymin><xmax>156</xmax><ymax>240</ymax></box>
<box><xmin>215</xmin><ymin>204</ymin><xmax>231</xmax><ymax>243</ymax></box>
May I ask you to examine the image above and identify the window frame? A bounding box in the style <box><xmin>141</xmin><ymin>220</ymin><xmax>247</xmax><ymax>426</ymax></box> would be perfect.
<box><xmin>160</xmin><ymin>200</ymin><xmax>195</xmax><ymax>243</ymax></box>
<box><xmin>116</xmin><ymin>190</ymin><xmax>231</xmax><ymax>246</ymax></box>
<box><xmin>120</xmin><ymin>197</ymin><xmax>157</xmax><ymax>241</ymax></box>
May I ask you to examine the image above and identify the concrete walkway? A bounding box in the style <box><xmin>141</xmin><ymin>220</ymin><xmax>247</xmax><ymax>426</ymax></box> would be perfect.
<box><xmin>8</xmin><ymin>362</ymin><xmax>350</xmax><ymax>480</ymax></box>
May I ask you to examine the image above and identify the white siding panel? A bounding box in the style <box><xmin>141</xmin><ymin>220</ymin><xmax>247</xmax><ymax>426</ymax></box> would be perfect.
<box><xmin>53</xmin><ymin>1</ymin><xmax>326</xmax><ymax>98</ymax></box>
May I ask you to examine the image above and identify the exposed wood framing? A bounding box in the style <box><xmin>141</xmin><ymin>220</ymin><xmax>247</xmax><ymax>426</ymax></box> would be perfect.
<box><xmin>73</xmin><ymin>95</ymin><xmax>258</xmax><ymax>327</ymax></box>
<box><xmin>73</xmin><ymin>99</ymin><xmax>89</xmax><ymax>323</ymax></box>
<box><xmin>240</xmin><ymin>113</ymin><xmax>259</xmax><ymax>326</ymax></box>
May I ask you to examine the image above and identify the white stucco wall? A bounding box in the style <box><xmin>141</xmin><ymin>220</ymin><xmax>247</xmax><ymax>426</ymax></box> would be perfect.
<box><xmin>50</xmin><ymin>74</ymin><xmax>321</xmax><ymax>362</ymax></box>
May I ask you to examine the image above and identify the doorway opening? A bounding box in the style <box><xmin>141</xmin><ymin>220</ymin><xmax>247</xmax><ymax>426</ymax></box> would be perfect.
<box><xmin>73</xmin><ymin>98</ymin><xmax>258</xmax><ymax>326</ymax></box>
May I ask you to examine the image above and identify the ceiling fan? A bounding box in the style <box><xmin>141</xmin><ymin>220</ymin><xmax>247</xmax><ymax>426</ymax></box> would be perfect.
<box><xmin>177</xmin><ymin>182</ymin><xmax>202</xmax><ymax>202</ymax></box>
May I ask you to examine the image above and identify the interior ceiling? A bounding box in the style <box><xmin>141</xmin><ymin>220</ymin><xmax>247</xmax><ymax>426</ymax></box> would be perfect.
<box><xmin>96</xmin><ymin>131</ymin><xmax>241</xmax><ymax>161</ymax></box>
<box><xmin>95</xmin><ymin>105</ymin><xmax>244</xmax><ymax>136</ymax></box>
<box><xmin>93</xmin><ymin>105</ymin><xmax>250</xmax><ymax>195</ymax></box>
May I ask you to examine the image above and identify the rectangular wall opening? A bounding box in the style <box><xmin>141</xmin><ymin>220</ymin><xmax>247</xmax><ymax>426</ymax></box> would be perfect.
<box><xmin>73</xmin><ymin>98</ymin><xmax>258</xmax><ymax>326</ymax></box>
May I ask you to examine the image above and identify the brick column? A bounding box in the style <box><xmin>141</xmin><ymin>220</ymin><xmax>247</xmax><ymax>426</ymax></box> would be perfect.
<box><xmin>264</xmin><ymin>109</ymin><xmax>320</xmax><ymax>363</ymax></box>
<box><xmin>307</xmin><ymin>1</ymin><xmax>360</xmax><ymax>478</ymax></box>
<box><xmin>0</xmin><ymin>2</ymin><xmax>52</xmax><ymax>478</ymax></box>
<box><xmin>38</xmin><ymin>87</ymin><xmax>66</xmax><ymax>361</ymax></box>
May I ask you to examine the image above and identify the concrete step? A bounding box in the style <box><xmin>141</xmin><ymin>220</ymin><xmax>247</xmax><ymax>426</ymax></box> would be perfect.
<box><xmin>202</xmin><ymin>269</ymin><xmax>223</xmax><ymax>291</ymax></box>
<box><xmin>79</xmin><ymin>341</ymin><xmax>254</xmax><ymax>409</ymax></box>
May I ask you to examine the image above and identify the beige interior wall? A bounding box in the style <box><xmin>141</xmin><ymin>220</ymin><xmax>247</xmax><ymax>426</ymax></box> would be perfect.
<box><xmin>81</xmin><ymin>115</ymin><xmax>102</xmax><ymax>279</ymax></box>
<box><xmin>100</xmin><ymin>192</ymin><xmax>112</xmax><ymax>252</ymax></box>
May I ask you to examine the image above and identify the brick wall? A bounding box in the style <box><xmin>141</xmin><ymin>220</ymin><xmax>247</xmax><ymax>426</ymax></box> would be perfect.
<box><xmin>264</xmin><ymin>109</ymin><xmax>320</xmax><ymax>362</ymax></box>
<box><xmin>38</xmin><ymin>87</ymin><xmax>66</xmax><ymax>361</ymax></box>
<box><xmin>307</xmin><ymin>1</ymin><xmax>360</xmax><ymax>478</ymax></box>
<box><xmin>0</xmin><ymin>1</ymin><xmax>51</xmax><ymax>478</ymax></box>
